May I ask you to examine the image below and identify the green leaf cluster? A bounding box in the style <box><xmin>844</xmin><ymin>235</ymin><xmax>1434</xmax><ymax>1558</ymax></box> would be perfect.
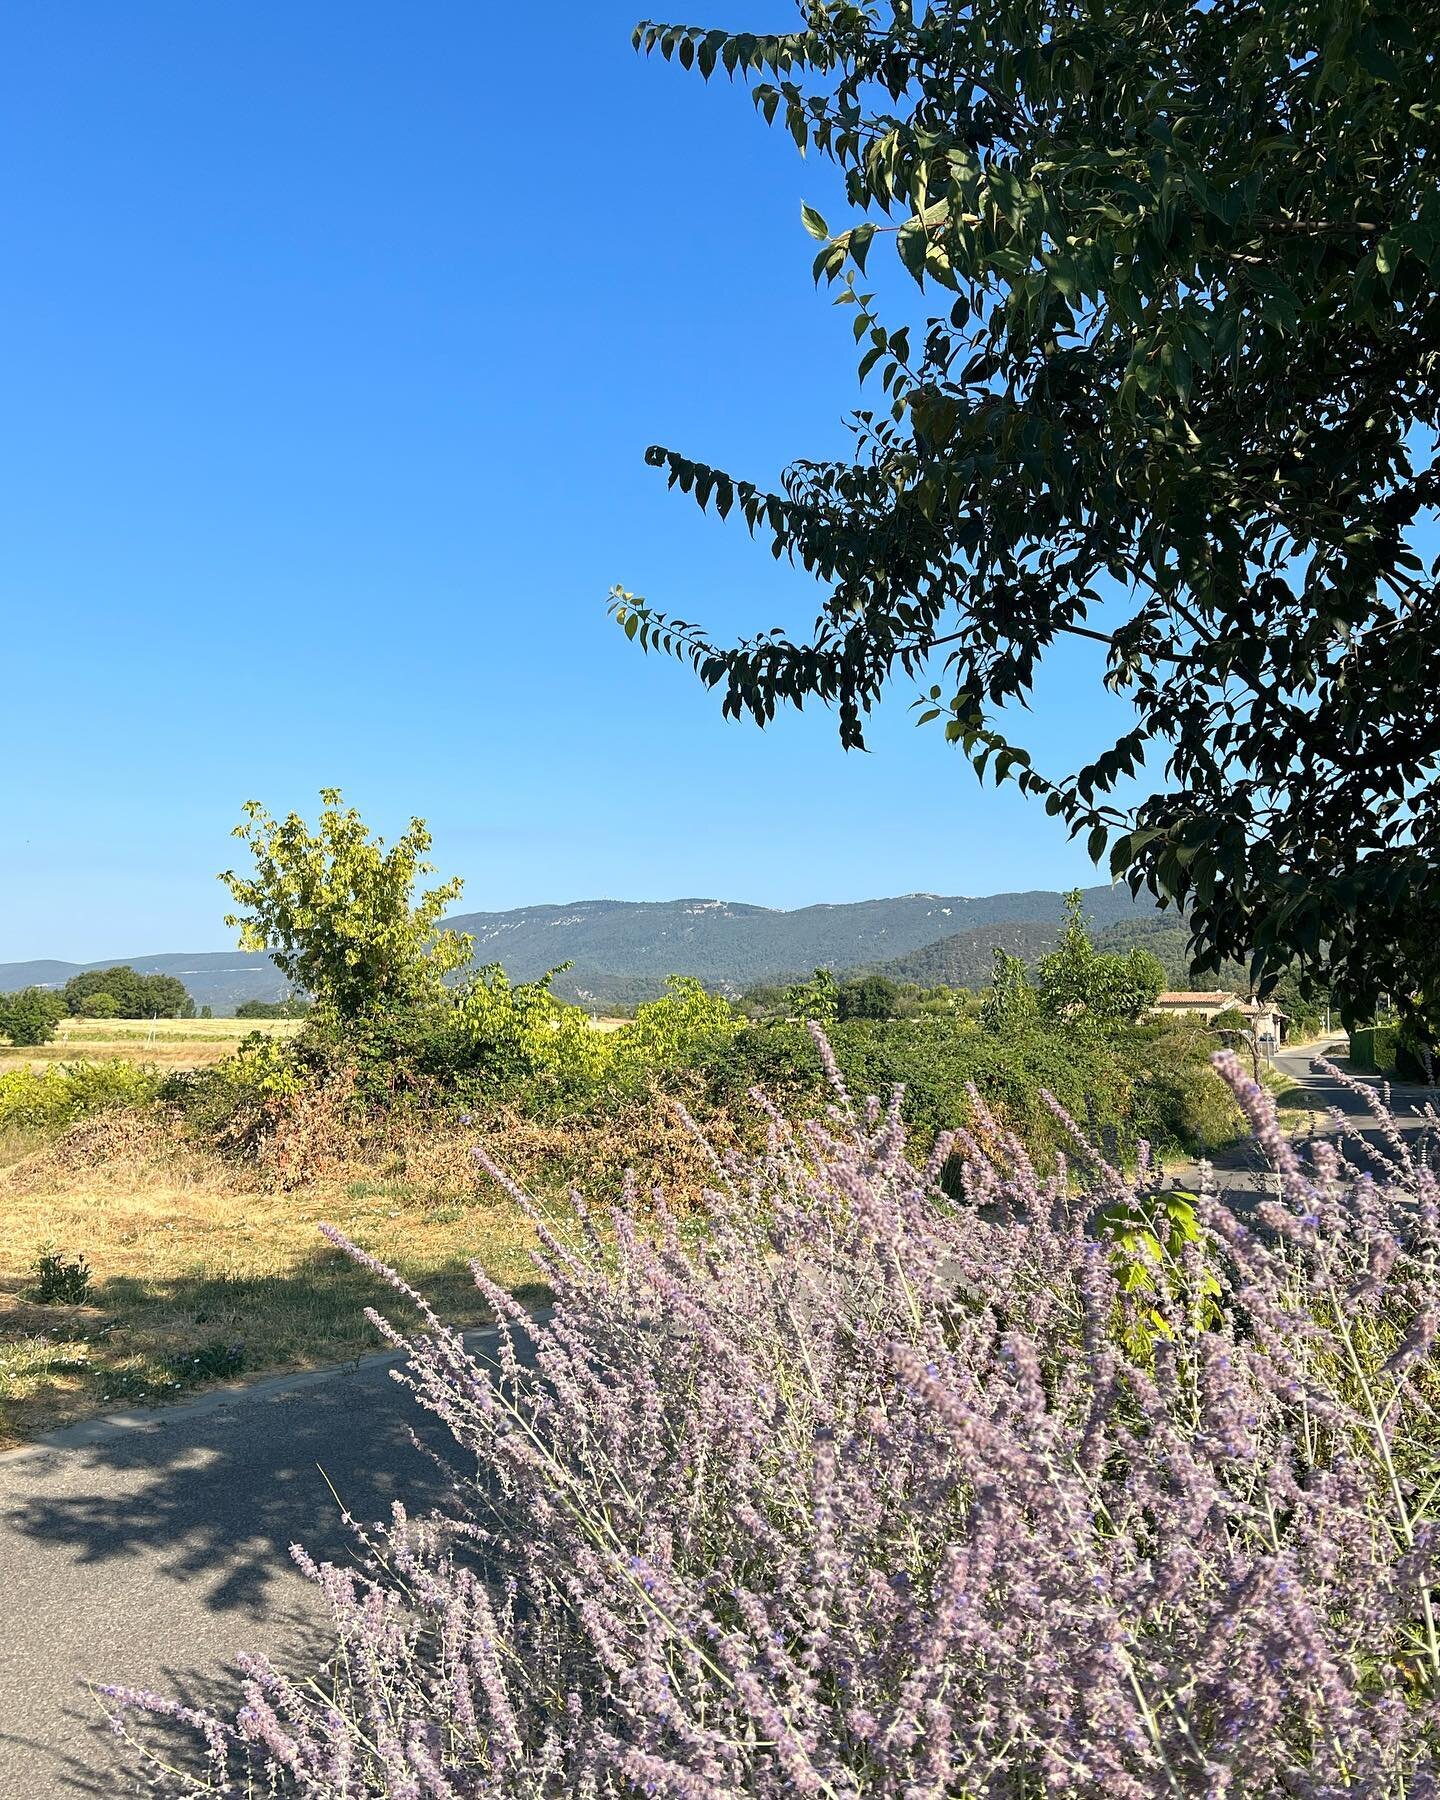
<box><xmin>623</xmin><ymin>0</ymin><xmax>1440</xmax><ymax>1027</ymax></box>
<box><xmin>220</xmin><ymin>790</ymin><xmax>472</xmax><ymax>1024</ymax></box>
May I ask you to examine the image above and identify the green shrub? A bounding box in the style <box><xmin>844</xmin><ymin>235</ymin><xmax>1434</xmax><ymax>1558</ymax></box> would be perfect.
<box><xmin>1351</xmin><ymin>1024</ymin><xmax>1401</xmax><ymax>1075</ymax></box>
<box><xmin>235</xmin><ymin>998</ymin><xmax>311</xmax><ymax>1019</ymax></box>
<box><xmin>1115</xmin><ymin>1021</ymin><xmax>1245</xmax><ymax>1157</ymax></box>
<box><xmin>607</xmin><ymin>977</ymin><xmax>740</xmax><ymax>1092</ymax></box>
<box><xmin>24</xmin><ymin>1245</ymin><xmax>93</xmax><ymax>1306</ymax></box>
<box><xmin>0</xmin><ymin>1061</ymin><xmax>162</xmax><ymax>1133</ymax></box>
<box><xmin>78</xmin><ymin>992</ymin><xmax>122</xmax><ymax>1020</ymax></box>
<box><xmin>836</xmin><ymin>975</ymin><xmax>902</xmax><ymax>1022</ymax></box>
<box><xmin>700</xmin><ymin>1014</ymin><xmax>1233</xmax><ymax>1170</ymax></box>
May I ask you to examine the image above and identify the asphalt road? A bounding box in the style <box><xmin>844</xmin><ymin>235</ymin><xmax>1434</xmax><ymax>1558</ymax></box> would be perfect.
<box><xmin>0</xmin><ymin>1344</ymin><xmax>479</xmax><ymax>1797</ymax></box>
<box><xmin>0</xmin><ymin>1047</ymin><xmax>1435</xmax><ymax>1798</ymax></box>
<box><xmin>1161</xmin><ymin>1038</ymin><xmax>1439</xmax><ymax>1211</ymax></box>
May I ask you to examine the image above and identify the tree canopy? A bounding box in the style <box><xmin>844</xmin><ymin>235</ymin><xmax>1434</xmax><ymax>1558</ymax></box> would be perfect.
<box><xmin>220</xmin><ymin>791</ymin><xmax>472</xmax><ymax>1022</ymax></box>
<box><xmin>0</xmin><ymin>987</ymin><xmax>68</xmax><ymax>1046</ymax></box>
<box><xmin>614</xmin><ymin>0</ymin><xmax>1440</xmax><ymax>1028</ymax></box>
<box><xmin>63</xmin><ymin>967</ymin><xmax>192</xmax><ymax>1019</ymax></box>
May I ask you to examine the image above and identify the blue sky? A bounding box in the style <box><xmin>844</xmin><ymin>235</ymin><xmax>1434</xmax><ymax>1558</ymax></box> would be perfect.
<box><xmin>0</xmin><ymin>0</ymin><xmax>1128</xmax><ymax>962</ymax></box>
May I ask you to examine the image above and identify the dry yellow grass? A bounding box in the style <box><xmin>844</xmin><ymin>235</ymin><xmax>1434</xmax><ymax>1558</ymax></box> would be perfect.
<box><xmin>0</xmin><ymin>1015</ymin><xmax>301</xmax><ymax>1073</ymax></box>
<box><xmin>0</xmin><ymin>1113</ymin><xmax>556</xmax><ymax>1448</ymax></box>
<box><xmin>0</xmin><ymin>1087</ymin><xmax>731</xmax><ymax>1448</ymax></box>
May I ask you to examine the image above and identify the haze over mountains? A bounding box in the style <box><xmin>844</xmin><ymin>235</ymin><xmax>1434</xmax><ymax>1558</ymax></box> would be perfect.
<box><xmin>0</xmin><ymin>884</ymin><xmax>1174</xmax><ymax>1014</ymax></box>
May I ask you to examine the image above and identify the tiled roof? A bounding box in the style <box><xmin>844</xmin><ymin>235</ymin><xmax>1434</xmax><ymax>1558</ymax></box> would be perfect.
<box><xmin>1155</xmin><ymin>991</ymin><xmax>1237</xmax><ymax>1005</ymax></box>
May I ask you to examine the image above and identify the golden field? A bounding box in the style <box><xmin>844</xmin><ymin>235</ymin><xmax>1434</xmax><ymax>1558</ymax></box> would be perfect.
<box><xmin>0</xmin><ymin>1013</ymin><xmax>304</xmax><ymax>1073</ymax></box>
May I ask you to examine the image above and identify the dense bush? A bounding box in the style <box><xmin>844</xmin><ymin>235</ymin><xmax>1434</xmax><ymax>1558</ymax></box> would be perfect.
<box><xmin>836</xmin><ymin>973</ymin><xmax>902</xmax><ymax>1021</ymax></box>
<box><xmin>0</xmin><ymin>986</ymin><xmax>68</xmax><ymax>1045</ymax></box>
<box><xmin>1351</xmin><ymin>1023</ymin><xmax>1401</xmax><ymax>1075</ymax></box>
<box><xmin>0</xmin><ymin>1061</ymin><xmax>162</xmax><ymax>1132</ymax></box>
<box><xmin>700</xmin><ymin>1013</ymin><xmax>1231</xmax><ymax>1168</ymax></box>
<box><xmin>109</xmin><ymin>1049</ymin><xmax>1440</xmax><ymax>1795</ymax></box>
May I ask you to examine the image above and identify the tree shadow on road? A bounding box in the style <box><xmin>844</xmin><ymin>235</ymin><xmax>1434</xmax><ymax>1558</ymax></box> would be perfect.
<box><xmin>0</xmin><ymin>1283</ymin><xmax>533</xmax><ymax>1797</ymax></box>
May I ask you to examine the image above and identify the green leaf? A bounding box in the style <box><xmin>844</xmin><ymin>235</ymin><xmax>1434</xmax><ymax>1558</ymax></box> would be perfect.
<box><xmin>801</xmin><ymin>203</ymin><xmax>830</xmax><ymax>241</ymax></box>
<box><xmin>896</xmin><ymin>216</ymin><xmax>928</xmax><ymax>281</ymax></box>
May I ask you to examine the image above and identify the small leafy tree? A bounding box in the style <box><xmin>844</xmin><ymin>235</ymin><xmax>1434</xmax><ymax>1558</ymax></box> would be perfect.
<box><xmin>1036</xmin><ymin>892</ymin><xmax>1166</xmax><ymax>1036</ymax></box>
<box><xmin>220</xmin><ymin>791</ymin><xmax>472</xmax><ymax>1022</ymax></box>
<box><xmin>0</xmin><ymin>987</ymin><xmax>67</xmax><ymax>1046</ymax></box>
<box><xmin>784</xmin><ymin>966</ymin><xmax>840</xmax><ymax>1023</ymax></box>
<box><xmin>978</xmin><ymin>947</ymin><xmax>1038</xmax><ymax>1036</ymax></box>
<box><xmin>611</xmin><ymin>975</ymin><xmax>741</xmax><ymax>1083</ymax></box>
<box><xmin>837</xmin><ymin>973</ymin><xmax>902</xmax><ymax>1021</ymax></box>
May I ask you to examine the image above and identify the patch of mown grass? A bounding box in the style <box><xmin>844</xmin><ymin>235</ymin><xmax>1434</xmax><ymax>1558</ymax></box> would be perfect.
<box><xmin>0</xmin><ymin>1158</ymin><xmax>554</xmax><ymax>1447</ymax></box>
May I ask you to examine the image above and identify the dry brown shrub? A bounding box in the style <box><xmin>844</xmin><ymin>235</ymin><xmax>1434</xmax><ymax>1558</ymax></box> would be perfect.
<box><xmin>0</xmin><ymin>1108</ymin><xmax>230</xmax><ymax>1198</ymax></box>
<box><xmin>1</xmin><ymin>1068</ymin><xmax>748</xmax><ymax>1220</ymax></box>
<box><xmin>251</xmin><ymin>1075</ymin><xmax>745</xmax><ymax>1210</ymax></box>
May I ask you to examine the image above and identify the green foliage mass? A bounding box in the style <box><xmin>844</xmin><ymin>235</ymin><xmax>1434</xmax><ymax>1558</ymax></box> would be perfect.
<box><xmin>64</xmin><ymin>967</ymin><xmax>192</xmax><ymax>1019</ymax></box>
<box><xmin>1034</xmin><ymin>893</ymin><xmax>1166</xmax><ymax>1036</ymax></box>
<box><xmin>0</xmin><ymin>1061</ymin><xmax>162</xmax><ymax>1131</ymax></box>
<box><xmin>221</xmin><ymin>790</ymin><xmax>472</xmax><ymax>1023</ymax></box>
<box><xmin>978</xmin><ymin>892</ymin><xmax>1164</xmax><ymax>1039</ymax></box>
<box><xmin>836</xmin><ymin>973</ymin><xmax>903</xmax><ymax>1021</ymax></box>
<box><xmin>784</xmin><ymin>967</ymin><xmax>840</xmax><ymax>1023</ymax></box>
<box><xmin>978</xmin><ymin>949</ymin><xmax>1037</xmax><ymax>1035</ymax></box>
<box><xmin>1350</xmin><ymin>1023</ymin><xmax>1401</xmax><ymax>1075</ymax></box>
<box><xmin>618</xmin><ymin>0</ymin><xmax>1440</xmax><ymax>1029</ymax></box>
<box><xmin>234</xmin><ymin>998</ymin><xmax>312</xmax><ymax>1020</ymax></box>
<box><xmin>0</xmin><ymin>987</ymin><xmax>68</xmax><ymax>1046</ymax></box>
<box><xmin>699</xmin><ymin>1012</ymin><xmax>1236</xmax><ymax>1170</ymax></box>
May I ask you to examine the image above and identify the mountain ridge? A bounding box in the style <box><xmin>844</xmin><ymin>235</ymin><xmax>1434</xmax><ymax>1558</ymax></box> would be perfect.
<box><xmin>0</xmin><ymin>884</ymin><xmax>1170</xmax><ymax>1013</ymax></box>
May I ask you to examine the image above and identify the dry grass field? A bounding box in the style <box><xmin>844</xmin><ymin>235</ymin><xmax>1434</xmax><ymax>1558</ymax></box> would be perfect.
<box><xmin>0</xmin><ymin>1118</ymin><xmax>553</xmax><ymax>1449</ymax></box>
<box><xmin>0</xmin><ymin>1086</ymin><xmax>725</xmax><ymax>1449</ymax></box>
<box><xmin>0</xmin><ymin>1014</ymin><xmax>304</xmax><ymax>1073</ymax></box>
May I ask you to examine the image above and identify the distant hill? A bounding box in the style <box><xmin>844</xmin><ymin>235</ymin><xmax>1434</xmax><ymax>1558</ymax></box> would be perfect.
<box><xmin>871</xmin><ymin>911</ymin><xmax>1244</xmax><ymax>994</ymax></box>
<box><xmin>0</xmin><ymin>949</ymin><xmax>287</xmax><ymax>1017</ymax></box>
<box><xmin>869</xmin><ymin>919</ymin><xmax>1074</xmax><ymax>989</ymax></box>
<box><xmin>0</xmin><ymin>884</ymin><xmax>1169</xmax><ymax>1013</ymax></box>
<box><xmin>446</xmin><ymin>886</ymin><xmax>1164</xmax><ymax>1005</ymax></box>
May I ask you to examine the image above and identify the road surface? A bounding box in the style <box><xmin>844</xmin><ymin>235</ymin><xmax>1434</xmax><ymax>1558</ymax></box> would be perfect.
<box><xmin>1</xmin><ymin>1047</ymin><xmax>1435</xmax><ymax>1796</ymax></box>
<box><xmin>0</xmin><ymin>1344</ymin><xmax>481</xmax><ymax>1796</ymax></box>
<box><xmin>1158</xmin><ymin>1038</ymin><xmax>1438</xmax><ymax>1211</ymax></box>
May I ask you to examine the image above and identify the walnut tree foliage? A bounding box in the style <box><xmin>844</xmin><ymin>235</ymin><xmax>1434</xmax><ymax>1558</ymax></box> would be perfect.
<box><xmin>612</xmin><ymin>0</ymin><xmax>1440</xmax><ymax>1027</ymax></box>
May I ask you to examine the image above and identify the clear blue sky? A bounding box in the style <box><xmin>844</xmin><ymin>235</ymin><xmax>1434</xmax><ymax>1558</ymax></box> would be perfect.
<box><xmin>0</xmin><ymin>0</ymin><xmax>1128</xmax><ymax>962</ymax></box>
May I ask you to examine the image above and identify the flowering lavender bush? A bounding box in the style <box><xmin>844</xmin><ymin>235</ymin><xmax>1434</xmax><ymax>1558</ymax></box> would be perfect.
<box><xmin>108</xmin><ymin>1043</ymin><xmax>1440</xmax><ymax>1796</ymax></box>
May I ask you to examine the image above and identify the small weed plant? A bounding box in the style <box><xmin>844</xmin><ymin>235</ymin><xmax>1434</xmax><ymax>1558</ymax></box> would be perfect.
<box><xmin>107</xmin><ymin>1044</ymin><xmax>1440</xmax><ymax>1796</ymax></box>
<box><xmin>25</xmin><ymin>1244</ymin><xmax>93</xmax><ymax>1307</ymax></box>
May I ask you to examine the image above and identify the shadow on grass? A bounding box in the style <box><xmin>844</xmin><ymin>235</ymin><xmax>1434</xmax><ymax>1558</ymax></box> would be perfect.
<box><xmin>1</xmin><ymin>1241</ymin><xmax>549</xmax><ymax>1435</ymax></box>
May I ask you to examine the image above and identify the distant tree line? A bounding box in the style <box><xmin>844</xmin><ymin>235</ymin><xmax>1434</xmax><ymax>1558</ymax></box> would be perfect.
<box><xmin>235</xmin><ymin>997</ymin><xmax>311</xmax><ymax>1020</ymax></box>
<box><xmin>63</xmin><ymin>967</ymin><xmax>193</xmax><ymax>1019</ymax></box>
<box><xmin>0</xmin><ymin>966</ymin><xmax>198</xmax><ymax>1046</ymax></box>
